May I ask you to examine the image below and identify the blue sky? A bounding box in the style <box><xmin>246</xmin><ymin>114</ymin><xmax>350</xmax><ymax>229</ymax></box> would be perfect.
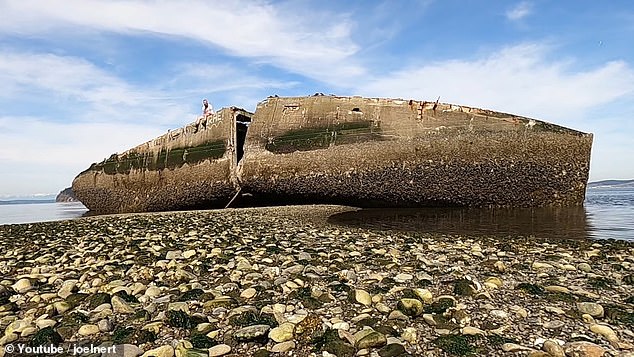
<box><xmin>1</xmin><ymin>0</ymin><xmax>633</xmax><ymax>198</ymax></box>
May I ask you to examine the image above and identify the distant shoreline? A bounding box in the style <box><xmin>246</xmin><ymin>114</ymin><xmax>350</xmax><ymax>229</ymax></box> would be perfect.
<box><xmin>587</xmin><ymin>179</ymin><xmax>634</xmax><ymax>189</ymax></box>
<box><xmin>0</xmin><ymin>199</ymin><xmax>56</xmax><ymax>205</ymax></box>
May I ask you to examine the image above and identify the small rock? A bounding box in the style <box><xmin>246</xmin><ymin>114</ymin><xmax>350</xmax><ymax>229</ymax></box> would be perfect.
<box><xmin>78</xmin><ymin>324</ymin><xmax>100</xmax><ymax>336</ymax></box>
<box><xmin>357</xmin><ymin>331</ymin><xmax>387</xmax><ymax>349</ymax></box>
<box><xmin>485</xmin><ymin>277</ymin><xmax>503</xmax><ymax>288</ymax></box>
<box><xmin>98</xmin><ymin>319</ymin><xmax>113</xmax><ymax>332</ymax></box>
<box><xmin>401</xmin><ymin>327</ymin><xmax>417</xmax><ymax>343</ymax></box>
<box><xmin>397</xmin><ymin>298</ymin><xmax>424</xmax><ymax>317</ymax></box>
<box><xmin>208</xmin><ymin>344</ymin><xmax>231</xmax><ymax>357</ymax></box>
<box><xmin>545</xmin><ymin>286</ymin><xmax>570</xmax><ymax>294</ymax></box>
<box><xmin>355</xmin><ymin>289</ymin><xmax>372</xmax><ymax>306</ymax></box>
<box><xmin>413</xmin><ymin>288</ymin><xmax>433</xmax><ymax>303</ymax></box>
<box><xmin>20</xmin><ymin>326</ymin><xmax>38</xmax><ymax>337</ymax></box>
<box><xmin>142</xmin><ymin>345</ymin><xmax>174</xmax><ymax>357</ymax></box>
<box><xmin>12</xmin><ymin>278</ymin><xmax>32</xmax><ymax>293</ymax></box>
<box><xmin>490</xmin><ymin>310</ymin><xmax>508</xmax><ymax>319</ymax></box>
<box><xmin>590</xmin><ymin>324</ymin><xmax>619</xmax><ymax>342</ymax></box>
<box><xmin>271</xmin><ymin>341</ymin><xmax>295</xmax><ymax>353</ymax></box>
<box><xmin>577</xmin><ymin>303</ymin><xmax>604</xmax><ymax>318</ymax></box>
<box><xmin>111</xmin><ymin>295</ymin><xmax>135</xmax><ymax>314</ymax></box>
<box><xmin>578</xmin><ymin>263</ymin><xmax>592</xmax><ymax>272</ymax></box>
<box><xmin>183</xmin><ymin>249</ymin><xmax>196</xmax><ymax>259</ymax></box>
<box><xmin>564</xmin><ymin>341</ymin><xmax>606</xmax><ymax>357</ymax></box>
<box><xmin>378</xmin><ymin>343</ymin><xmax>406</xmax><ymax>357</ymax></box>
<box><xmin>165</xmin><ymin>250</ymin><xmax>182</xmax><ymax>260</ymax></box>
<box><xmin>53</xmin><ymin>301</ymin><xmax>71</xmax><ymax>314</ymax></box>
<box><xmin>269</xmin><ymin>322</ymin><xmax>294</xmax><ymax>343</ymax></box>
<box><xmin>394</xmin><ymin>273</ymin><xmax>413</xmax><ymax>282</ymax></box>
<box><xmin>532</xmin><ymin>262</ymin><xmax>554</xmax><ymax>270</ymax></box>
<box><xmin>462</xmin><ymin>326</ymin><xmax>486</xmax><ymax>335</ymax></box>
<box><xmin>502</xmin><ymin>343</ymin><xmax>532</xmax><ymax>352</ymax></box>
<box><xmin>234</xmin><ymin>324</ymin><xmax>270</xmax><ymax>341</ymax></box>
<box><xmin>240</xmin><ymin>288</ymin><xmax>257</xmax><ymax>300</ymax></box>
<box><xmin>543</xmin><ymin>320</ymin><xmax>565</xmax><ymax>329</ymax></box>
<box><xmin>35</xmin><ymin>319</ymin><xmax>57</xmax><ymax>329</ymax></box>
<box><xmin>543</xmin><ymin>340</ymin><xmax>565</xmax><ymax>357</ymax></box>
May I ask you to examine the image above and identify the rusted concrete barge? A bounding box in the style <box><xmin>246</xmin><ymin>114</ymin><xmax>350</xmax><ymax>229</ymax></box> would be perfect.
<box><xmin>72</xmin><ymin>96</ymin><xmax>593</xmax><ymax>213</ymax></box>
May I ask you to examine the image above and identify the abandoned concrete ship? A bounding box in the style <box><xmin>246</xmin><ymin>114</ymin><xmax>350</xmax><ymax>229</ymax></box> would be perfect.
<box><xmin>72</xmin><ymin>95</ymin><xmax>593</xmax><ymax>213</ymax></box>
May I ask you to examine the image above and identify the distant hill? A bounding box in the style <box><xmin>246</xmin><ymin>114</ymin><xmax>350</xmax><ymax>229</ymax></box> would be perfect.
<box><xmin>56</xmin><ymin>187</ymin><xmax>78</xmax><ymax>202</ymax></box>
<box><xmin>588</xmin><ymin>179</ymin><xmax>634</xmax><ymax>188</ymax></box>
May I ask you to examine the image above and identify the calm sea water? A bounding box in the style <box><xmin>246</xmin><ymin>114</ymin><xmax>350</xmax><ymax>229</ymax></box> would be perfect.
<box><xmin>0</xmin><ymin>202</ymin><xmax>88</xmax><ymax>225</ymax></box>
<box><xmin>0</xmin><ymin>188</ymin><xmax>632</xmax><ymax>241</ymax></box>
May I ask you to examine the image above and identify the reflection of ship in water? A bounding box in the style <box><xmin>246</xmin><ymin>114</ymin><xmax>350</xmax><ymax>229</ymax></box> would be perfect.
<box><xmin>328</xmin><ymin>206</ymin><xmax>591</xmax><ymax>240</ymax></box>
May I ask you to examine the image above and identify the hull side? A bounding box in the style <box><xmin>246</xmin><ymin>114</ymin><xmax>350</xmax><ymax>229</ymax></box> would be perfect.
<box><xmin>72</xmin><ymin>108</ymin><xmax>249</xmax><ymax>213</ymax></box>
<box><xmin>239</xmin><ymin>96</ymin><xmax>592</xmax><ymax>207</ymax></box>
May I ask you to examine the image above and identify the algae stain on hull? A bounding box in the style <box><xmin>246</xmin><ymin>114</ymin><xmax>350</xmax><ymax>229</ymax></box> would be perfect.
<box><xmin>265</xmin><ymin>121</ymin><xmax>386</xmax><ymax>154</ymax></box>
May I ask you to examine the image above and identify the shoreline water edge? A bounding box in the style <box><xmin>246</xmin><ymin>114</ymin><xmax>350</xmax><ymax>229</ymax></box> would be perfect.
<box><xmin>0</xmin><ymin>205</ymin><xmax>633</xmax><ymax>356</ymax></box>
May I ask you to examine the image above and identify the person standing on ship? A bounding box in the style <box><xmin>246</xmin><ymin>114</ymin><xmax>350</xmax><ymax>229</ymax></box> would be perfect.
<box><xmin>202</xmin><ymin>98</ymin><xmax>215</xmax><ymax>116</ymax></box>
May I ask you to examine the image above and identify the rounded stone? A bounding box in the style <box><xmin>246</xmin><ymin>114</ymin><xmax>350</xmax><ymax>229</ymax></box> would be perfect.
<box><xmin>543</xmin><ymin>340</ymin><xmax>565</xmax><ymax>357</ymax></box>
<box><xmin>208</xmin><ymin>344</ymin><xmax>231</xmax><ymax>357</ymax></box>
<box><xmin>485</xmin><ymin>277</ymin><xmax>503</xmax><ymax>288</ymax></box>
<box><xmin>401</xmin><ymin>327</ymin><xmax>417</xmax><ymax>343</ymax></box>
<box><xmin>271</xmin><ymin>341</ymin><xmax>295</xmax><ymax>353</ymax></box>
<box><xmin>564</xmin><ymin>341</ymin><xmax>606</xmax><ymax>357</ymax></box>
<box><xmin>78</xmin><ymin>324</ymin><xmax>100</xmax><ymax>336</ymax></box>
<box><xmin>413</xmin><ymin>288</ymin><xmax>433</xmax><ymax>303</ymax></box>
<box><xmin>590</xmin><ymin>324</ymin><xmax>618</xmax><ymax>342</ymax></box>
<box><xmin>543</xmin><ymin>320</ymin><xmax>565</xmax><ymax>329</ymax></box>
<box><xmin>355</xmin><ymin>289</ymin><xmax>372</xmax><ymax>306</ymax></box>
<box><xmin>240</xmin><ymin>288</ymin><xmax>257</xmax><ymax>299</ymax></box>
<box><xmin>111</xmin><ymin>295</ymin><xmax>135</xmax><ymax>314</ymax></box>
<box><xmin>269</xmin><ymin>322</ymin><xmax>294</xmax><ymax>343</ymax></box>
<box><xmin>234</xmin><ymin>324</ymin><xmax>270</xmax><ymax>341</ymax></box>
<box><xmin>357</xmin><ymin>331</ymin><xmax>387</xmax><ymax>349</ymax></box>
<box><xmin>397</xmin><ymin>298</ymin><xmax>424</xmax><ymax>317</ymax></box>
<box><xmin>12</xmin><ymin>278</ymin><xmax>33</xmax><ymax>294</ymax></box>
<box><xmin>142</xmin><ymin>345</ymin><xmax>174</xmax><ymax>357</ymax></box>
<box><xmin>577</xmin><ymin>302</ymin><xmax>604</xmax><ymax>318</ymax></box>
<box><xmin>578</xmin><ymin>263</ymin><xmax>592</xmax><ymax>272</ymax></box>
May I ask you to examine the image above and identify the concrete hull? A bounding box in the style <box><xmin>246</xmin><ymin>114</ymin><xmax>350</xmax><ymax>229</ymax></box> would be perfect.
<box><xmin>72</xmin><ymin>96</ymin><xmax>593</xmax><ymax>213</ymax></box>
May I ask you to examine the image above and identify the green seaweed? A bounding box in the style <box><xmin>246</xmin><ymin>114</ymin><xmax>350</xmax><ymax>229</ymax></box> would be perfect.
<box><xmin>312</xmin><ymin>328</ymin><xmax>355</xmax><ymax>357</ymax></box>
<box><xmin>454</xmin><ymin>279</ymin><xmax>476</xmax><ymax>296</ymax></box>
<box><xmin>112</xmin><ymin>327</ymin><xmax>135</xmax><ymax>344</ymax></box>
<box><xmin>90</xmin><ymin>139</ymin><xmax>226</xmax><ymax>174</ymax></box>
<box><xmin>424</xmin><ymin>298</ymin><xmax>455</xmax><ymax>314</ymax></box>
<box><xmin>167</xmin><ymin>310</ymin><xmax>193</xmax><ymax>329</ymax></box>
<box><xmin>588</xmin><ymin>276</ymin><xmax>615</xmax><ymax>289</ymax></box>
<box><xmin>515</xmin><ymin>283</ymin><xmax>545</xmax><ymax>295</ymax></box>
<box><xmin>190</xmin><ymin>334</ymin><xmax>218</xmax><ymax>349</ymax></box>
<box><xmin>178</xmin><ymin>289</ymin><xmax>205</xmax><ymax>302</ymax></box>
<box><xmin>86</xmin><ymin>293</ymin><xmax>111</xmax><ymax>309</ymax></box>
<box><xmin>228</xmin><ymin>311</ymin><xmax>277</xmax><ymax>328</ymax></box>
<box><xmin>433</xmin><ymin>335</ymin><xmax>476</xmax><ymax>356</ymax></box>
<box><xmin>30</xmin><ymin>327</ymin><xmax>64</xmax><ymax>346</ymax></box>
<box><xmin>114</xmin><ymin>290</ymin><xmax>139</xmax><ymax>303</ymax></box>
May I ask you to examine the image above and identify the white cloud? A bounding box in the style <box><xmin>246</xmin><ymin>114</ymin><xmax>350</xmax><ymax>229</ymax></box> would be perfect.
<box><xmin>0</xmin><ymin>0</ymin><xmax>364</xmax><ymax>84</ymax></box>
<box><xmin>506</xmin><ymin>1</ymin><xmax>533</xmax><ymax>21</ymax></box>
<box><xmin>359</xmin><ymin>44</ymin><xmax>634</xmax><ymax>125</ymax></box>
<box><xmin>0</xmin><ymin>116</ymin><xmax>168</xmax><ymax>196</ymax></box>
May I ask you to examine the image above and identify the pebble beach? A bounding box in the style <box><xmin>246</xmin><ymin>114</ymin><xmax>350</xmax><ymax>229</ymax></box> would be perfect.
<box><xmin>1</xmin><ymin>205</ymin><xmax>633</xmax><ymax>357</ymax></box>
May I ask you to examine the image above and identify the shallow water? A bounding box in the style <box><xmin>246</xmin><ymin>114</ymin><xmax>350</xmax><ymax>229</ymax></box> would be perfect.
<box><xmin>0</xmin><ymin>188</ymin><xmax>632</xmax><ymax>241</ymax></box>
<box><xmin>328</xmin><ymin>188</ymin><xmax>634</xmax><ymax>241</ymax></box>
